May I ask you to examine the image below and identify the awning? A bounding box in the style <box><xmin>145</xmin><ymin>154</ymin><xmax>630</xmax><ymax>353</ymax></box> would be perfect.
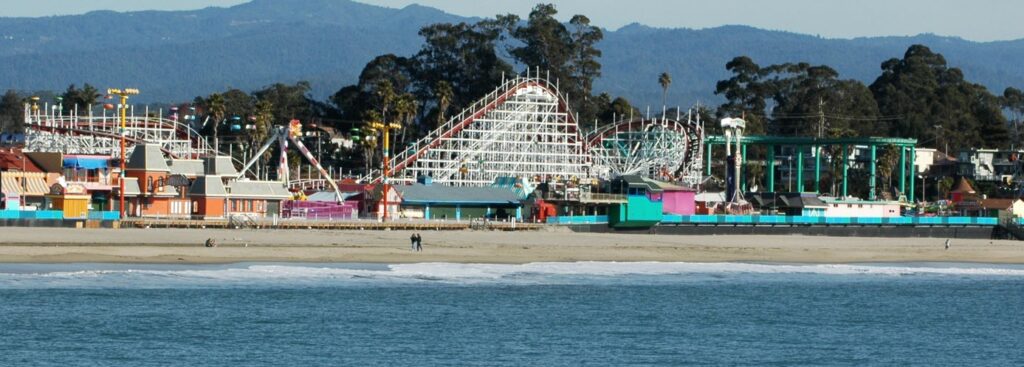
<box><xmin>63</xmin><ymin>155</ymin><xmax>110</xmax><ymax>170</ymax></box>
<box><xmin>0</xmin><ymin>172</ymin><xmax>48</xmax><ymax>196</ymax></box>
<box><xmin>1</xmin><ymin>174</ymin><xmax>21</xmax><ymax>195</ymax></box>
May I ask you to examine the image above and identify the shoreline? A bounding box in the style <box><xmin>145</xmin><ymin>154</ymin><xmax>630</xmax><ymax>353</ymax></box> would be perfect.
<box><xmin>1</xmin><ymin>227</ymin><xmax>1023</xmax><ymax>265</ymax></box>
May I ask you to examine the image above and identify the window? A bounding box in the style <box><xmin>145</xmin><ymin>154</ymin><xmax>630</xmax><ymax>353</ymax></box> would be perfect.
<box><xmin>147</xmin><ymin>176</ymin><xmax>154</xmax><ymax>192</ymax></box>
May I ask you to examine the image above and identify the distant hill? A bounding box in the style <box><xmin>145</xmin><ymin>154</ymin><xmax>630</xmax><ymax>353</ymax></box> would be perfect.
<box><xmin>2</xmin><ymin>0</ymin><xmax>1023</xmax><ymax>109</ymax></box>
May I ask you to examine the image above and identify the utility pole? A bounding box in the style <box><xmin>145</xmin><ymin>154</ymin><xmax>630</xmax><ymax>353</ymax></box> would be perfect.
<box><xmin>108</xmin><ymin>88</ymin><xmax>139</xmax><ymax>219</ymax></box>
<box><xmin>370</xmin><ymin>120</ymin><xmax>402</xmax><ymax>222</ymax></box>
<box><xmin>817</xmin><ymin>98</ymin><xmax>825</xmax><ymax>139</ymax></box>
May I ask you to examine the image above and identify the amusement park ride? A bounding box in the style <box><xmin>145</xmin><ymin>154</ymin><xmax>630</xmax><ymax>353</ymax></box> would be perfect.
<box><xmin>720</xmin><ymin>117</ymin><xmax>753</xmax><ymax>214</ymax></box>
<box><xmin>20</xmin><ymin>72</ymin><xmax>710</xmax><ymax>206</ymax></box>
<box><xmin>370</xmin><ymin>71</ymin><xmax>705</xmax><ymax>190</ymax></box>
<box><xmin>238</xmin><ymin>120</ymin><xmax>344</xmax><ymax>202</ymax></box>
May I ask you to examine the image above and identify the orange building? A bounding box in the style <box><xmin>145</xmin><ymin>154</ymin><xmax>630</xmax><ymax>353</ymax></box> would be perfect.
<box><xmin>110</xmin><ymin>143</ymin><xmax>289</xmax><ymax>219</ymax></box>
<box><xmin>188</xmin><ymin>175</ymin><xmax>228</xmax><ymax>219</ymax></box>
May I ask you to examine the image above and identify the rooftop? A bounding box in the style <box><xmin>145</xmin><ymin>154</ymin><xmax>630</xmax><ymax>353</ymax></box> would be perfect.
<box><xmin>394</xmin><ymin>184</ymin><xmax>521</xmax><ymax>205</ymax></box>
<box><xmin>0</xmin><ymin>149</ymin><xmax>43</xmax><ymax>173</ymax></box>
<box><xmin>126</xmin><ymin>144</ymin><xmax>170</xmax><ymax>172</ymax></box>
<box><xmin>227</xmin><ymin>180</ymin><xmax>291</xmax><ymax>199</ymax></box>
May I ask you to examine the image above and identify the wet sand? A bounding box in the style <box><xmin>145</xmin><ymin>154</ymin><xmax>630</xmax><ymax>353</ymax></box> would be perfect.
<box><xmin>0</xmin><ymin>227</ymin><xmax>1022</xmax><ymax>264</ymax></box>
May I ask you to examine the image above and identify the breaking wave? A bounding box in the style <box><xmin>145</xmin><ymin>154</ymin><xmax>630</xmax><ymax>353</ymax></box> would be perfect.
<box><xmin>1</xmin><ymin>262</ymin><xmax>1023</xmax><ymax>288</ymax></box>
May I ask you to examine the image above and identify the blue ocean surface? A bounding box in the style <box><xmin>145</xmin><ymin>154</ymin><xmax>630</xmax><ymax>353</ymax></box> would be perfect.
<box><xmin>1</xmin><ymin>261</ymin><xmax>1023</xmax><ymax>366</ymax></box>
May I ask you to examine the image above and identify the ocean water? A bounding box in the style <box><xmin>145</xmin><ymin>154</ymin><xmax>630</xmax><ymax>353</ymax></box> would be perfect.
<box><xmin>1</xmin><ymin>262</ymin><xmax>1023</xmax><ymax>366</ymax></box>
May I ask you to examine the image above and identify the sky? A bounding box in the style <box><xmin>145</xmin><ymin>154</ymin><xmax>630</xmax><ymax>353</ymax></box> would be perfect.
<box><xmin>1</xmin><ymin>0</ymin><xmax>1022</xmax><ymax>42</ymax></box>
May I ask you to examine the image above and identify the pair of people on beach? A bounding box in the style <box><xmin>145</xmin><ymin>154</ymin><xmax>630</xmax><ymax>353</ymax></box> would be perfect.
<box><xmin>410</xmin><ymin>233</ymin><xmax>423</xmax><ymax>252</ymax></box>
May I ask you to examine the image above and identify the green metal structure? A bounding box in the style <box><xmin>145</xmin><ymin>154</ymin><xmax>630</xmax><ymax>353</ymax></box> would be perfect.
<box><xmin>705</xmin><ymin>135</ymin><xmax>918</xmax><ymax>201</ymax></box>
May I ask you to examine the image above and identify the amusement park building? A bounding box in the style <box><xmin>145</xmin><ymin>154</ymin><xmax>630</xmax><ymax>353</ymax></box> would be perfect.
<box><xmin>391</xmin><ymin>181</ymin><xmax>523</xmax><ymax>221</ymax></box>
<box><xmin>113</xmin><ymin>144</ymin><xmax>290</xmax><ymax>219</ymax></box>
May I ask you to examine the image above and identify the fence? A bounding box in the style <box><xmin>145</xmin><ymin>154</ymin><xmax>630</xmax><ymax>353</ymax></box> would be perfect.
<box><xmin>546</xmin><ymin>214</ymin><xmax>999</xmax><ymax>226</ymax></box>
<box><xmin>281</xmin><ymin>200</ymin><xmax>358</xmax><ymax>220</ymax></box>
<box><xmin>660</xmin><ymin>215</ymin><xmax>997</xmax><ymax>226</ymax></box>
<box><xmin>0</xmin><ymin>210</ymin><xmax>120</xmax><ymax>221</ymax></box>
<box><xmin>546</xmin><ymin>215</ymin><xmax>609</xmax><ymax>224</ymax></box>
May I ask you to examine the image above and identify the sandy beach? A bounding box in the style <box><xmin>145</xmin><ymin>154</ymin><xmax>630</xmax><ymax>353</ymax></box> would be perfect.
<box><xmin>0</xmin><ymin>227</ymin><xmax>1022</xmax><ymax>264</ymax></box>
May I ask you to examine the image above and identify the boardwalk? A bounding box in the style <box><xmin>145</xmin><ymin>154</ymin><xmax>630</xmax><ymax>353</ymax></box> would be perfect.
<box><xmin>120</xmin><ymin>218</ymin><xmax>542</xmax><ymax>231</ymax></box>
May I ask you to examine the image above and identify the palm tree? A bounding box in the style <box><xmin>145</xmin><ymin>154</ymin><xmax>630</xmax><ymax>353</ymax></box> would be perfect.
<box><xmin>435</xmin><ymin>80</ymin><xmax>453</xmax><ymax>129</ymax></box>
<box><xmin>251</xmin><ymin>99</ymin><xmax>274</xmax><ymax>168</ymax></box>
<box><xmin>658</xmin><ymin>72</ymin><xmax>672</xmax><ymax>107</ymax></box>
<box><xmin>394</xmin><ymin>93</ymin><xmax>417</xmax><ymax>146</ymax></box>
<box><xmin>361</xmin><ymin>110</ymin><xmax>382</xmax><ymax>175</ymax></box>
<box><xmin>206</xmin><ymin>93</ymin><xmax>226</xmax><ymax>153</ymax></box>
<box><xmin>877</xmin><ymin>144</ymin><xmax>900</xmax><ymax>197</ymax></box>
<box><xmin>374</xmin><ymin>80</ymin><xmax>396</xmax><ymax>122</ymax></box>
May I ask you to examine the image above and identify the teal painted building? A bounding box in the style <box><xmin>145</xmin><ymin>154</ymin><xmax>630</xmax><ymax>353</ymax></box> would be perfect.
<box><xmin>392</xmin><ymin>183</ymin><xmax>523</xmax><ymax>221</ymax></box>
<box><xmin>608</xmin><ymin>176</ymin><xmax>664</xmax><ymax>228</ymax></box>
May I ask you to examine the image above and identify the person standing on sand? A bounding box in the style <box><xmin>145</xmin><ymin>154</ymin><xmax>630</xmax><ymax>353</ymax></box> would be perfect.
<box><xmin>945</xmin><ymin>239</ymin><xmax>951</xmax><ymax>250</ymax></box>
<box><xmin>415</xmin><ymin>233</ymin><xmax>423</xmax><ymax>252</ymax></box>
<box><xmin>410</xmin><ymin>233</ymin><xmax>417</xmax><ymax>250</ymax></box>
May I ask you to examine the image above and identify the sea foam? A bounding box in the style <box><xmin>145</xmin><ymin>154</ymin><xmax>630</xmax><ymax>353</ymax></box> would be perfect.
<box><xmin>1</xmin><ymin>262</ymin><xmax>1023</xmax><ymax>289</ymax></box>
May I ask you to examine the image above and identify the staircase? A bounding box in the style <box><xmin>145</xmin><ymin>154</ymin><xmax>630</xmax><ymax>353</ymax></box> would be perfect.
<box><xmin>228</xmin><ymin>214</ymin><xmax>259</xmax><ymax>229</ymax></box>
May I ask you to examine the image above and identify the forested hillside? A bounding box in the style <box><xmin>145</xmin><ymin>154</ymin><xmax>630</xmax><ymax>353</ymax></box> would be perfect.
<box><xmin>0</xmin><ymin>0</ymin><xmax>1022</xmax><ymax>107</ymax></box>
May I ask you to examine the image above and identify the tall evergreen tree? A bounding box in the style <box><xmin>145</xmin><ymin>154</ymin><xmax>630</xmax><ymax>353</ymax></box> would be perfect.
<box><xmin>0</xmin><ymin>90</ymin><xmax>24</xmax><ymax>133</ymax></box>
<box><xmin>714</xmin><ymin>56</ymin><xmax>769</xmax><ymax>134</ymax></box>
<box><xmin>870</xmin><ymin>45</ymin><xmax>1008</xmax><ymax>151</ymax></box>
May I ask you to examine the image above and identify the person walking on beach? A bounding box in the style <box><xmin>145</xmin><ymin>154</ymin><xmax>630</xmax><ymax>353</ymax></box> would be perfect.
<box><xmin>415</xmin><ymin>233</ymin><xmax>423</xmax><ymax>252</ymax></box>
<box><xmin>945</xmin><ymin>238</ymin><xmax>951</xmax><ymax>250</ymax></box>
<box><xmin>410</xmin><ymin>233</ymin><xmax>417</xmax><ymax>250</ymax></box>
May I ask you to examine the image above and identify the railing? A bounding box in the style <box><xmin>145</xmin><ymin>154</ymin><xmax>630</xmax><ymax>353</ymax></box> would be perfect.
<box><xmin>547</xmin><ymin>215</ymin><xmax>609</xmax><ymax>224</ymax></box>
<box><xmin>0</xmin><ymin>210</ymin><xmax>65</xmax><ymax>220</ymax></box>
<box><xmin>580</xmin><ymin>193</ymin><xmax>627</xmax><ymax>202</ymax></box>
<box><xmin>87</xmin><ymin>211</ymin><xmax>121</xmax><ymax>220</ymax></box>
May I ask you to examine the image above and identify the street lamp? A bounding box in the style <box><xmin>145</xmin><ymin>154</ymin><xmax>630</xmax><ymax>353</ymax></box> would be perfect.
<box><xmin>108</xmin><ymin>88</ymin><xmax>139</xmax><ymax>219</ymax></box>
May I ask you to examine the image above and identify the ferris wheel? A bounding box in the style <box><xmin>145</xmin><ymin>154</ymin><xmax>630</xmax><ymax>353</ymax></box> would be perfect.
<box><xmin>587</xmin><ymin>115</ymin><xmax>704</xmax><ymax>186</ymax></box>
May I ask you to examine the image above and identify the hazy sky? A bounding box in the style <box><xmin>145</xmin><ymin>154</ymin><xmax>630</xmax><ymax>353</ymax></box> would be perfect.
<box><xmin>2</xmin><ymin>0</ymin><xmax>1021</xmax><ymax>42</ymax></box>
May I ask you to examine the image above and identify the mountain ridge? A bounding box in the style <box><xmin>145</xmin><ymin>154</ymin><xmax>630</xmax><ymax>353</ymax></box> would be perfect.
<box><xmin>1</xmin><ymin>0</ymin><xmax>1021</xmax><ymax>108</ymax></box>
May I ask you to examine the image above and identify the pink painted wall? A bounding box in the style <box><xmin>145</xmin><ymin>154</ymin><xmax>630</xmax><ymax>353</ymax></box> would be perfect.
<box><xmin>662</xmin><ymin>189</ymin><xmax>696</xmax><ymax>215</ymax></box>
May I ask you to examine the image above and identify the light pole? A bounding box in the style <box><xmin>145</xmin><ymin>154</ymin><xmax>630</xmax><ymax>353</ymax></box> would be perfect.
<box><xmin>787</xmin><ymin>155</ymin><xmax>793</xmax><ymax>192</ymax></box>
<box><xmin>369</xmin><ymin>120</ymin><xmax>401</xmax><ymax>222</ymax></box>
<box><xmin>918</xmin><ymin>175</ymin><xmax>927</xmax><ymax>203</ymax></box>
<box><xmin>108</xmin><ymin>88</ymin><xmax>139</xmax><ymax>219</ymax></box>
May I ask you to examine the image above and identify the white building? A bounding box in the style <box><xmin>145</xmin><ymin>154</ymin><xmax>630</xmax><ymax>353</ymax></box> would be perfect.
<box><xmin>821</xmin><ymin>198</ymin><xmax>901</xmax><ymax>218</ymax></box>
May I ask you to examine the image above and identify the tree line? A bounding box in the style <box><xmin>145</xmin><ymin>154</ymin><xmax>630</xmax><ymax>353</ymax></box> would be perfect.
<box><xmin>714</xmin><ymin>44</ymin><xmax>1021</xmax><ymax>153</ymax></box>
<box><xmin>2</xmin><ymin>4</ymin><xmax>1023</xmax><ymax>181</ymax></box>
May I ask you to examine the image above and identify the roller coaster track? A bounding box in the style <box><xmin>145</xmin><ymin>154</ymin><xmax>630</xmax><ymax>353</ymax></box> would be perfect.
<box><xmin>371</xmin><ymin>75</ymin><xmax>590</xmax><ymax>186</ymax></box>
<box><xmin>23</xmin><ymin>107</ymin><xmax>214</xmax><ymax>159</ymax></box>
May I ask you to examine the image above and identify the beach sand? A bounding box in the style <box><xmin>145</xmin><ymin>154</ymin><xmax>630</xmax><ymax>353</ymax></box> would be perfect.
<box><xmin>1</xmin><ymin>227</ymin><xmax>1023</xmax><ymax>264</ymax></box>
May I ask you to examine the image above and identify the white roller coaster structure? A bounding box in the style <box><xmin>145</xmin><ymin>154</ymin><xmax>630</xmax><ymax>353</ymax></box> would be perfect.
<box><xmin>19</xmin><ymin>74</ymin><xmax>705</xmax><ymax>193</ymax></box>
<box><xmin>382</xmin><ymin>74</ymin><xmax>591</xmax><ymax>186</ymax></box>
<box><xmin>373</xmin><ymin>73</ymin><xmax>704</xmax><ymax>189</ymax></box>
<box><xmin>22</xmin><ymin>103</ymin><xmax>213</xmax><ymax>159</ymax></box>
